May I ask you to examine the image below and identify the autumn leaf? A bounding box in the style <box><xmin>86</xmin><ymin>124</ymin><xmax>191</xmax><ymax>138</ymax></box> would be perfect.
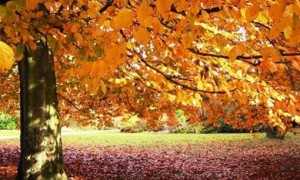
<box><xmin>156</xmin><ymin>0</ymin><xmax>172</xmax><ymax>15</ymax></box>
<box><xmin>228</xmin><ymin>43</ymin><xmax>246</xmax><ymax>61</ymax></box>
<box><xmin>269</xmin><ymin>2</ymin><xmax>285</xmax><ymax>21</ymax></box>
<box><xmin>134</xmin><ymin>27</ymin><xmax>150</xmax><ymax>45</ymax></box>
<box><xmin>245</xmin><ymin>3</ymin><xmax>260</xmax><ymax>21</ymax></box>
<box><xmin>293</xmin><ymin>3</ymin><xmax>300</xmax><ymax>16</ymax></box>
<box><xmin>0</xmin><ymin>41</ymin><xmax>15</xmax><ymax>73</ymax></box>
<box><xmin>0</xmin><ymin>6</ymin><xmax>7</xmax><ymax>19</ymax></box>
<box><xmin>292</xmin><ymin>61</ymin><xmax>300</xmax><ymax>71</ymax></box>
<box><xmin>294</xmin><ymin>115</ymin><xmax>300</xmax><ymax>124</ymax></box>
<box><xmin>269</xmin><ymin>61</ymin><xmax>278</xmax><ymax>73</ymax></box>
<box><xmin>25</xmin><ymin>0</ymin><xmax>40</xmax><ymax>10</ymax></box>
<box><xmin>229</xmin><ymin>48</ymin><xmax>237</xmax><ymax>61</ymax></box>
<box><xmin>260</xmin><ymin>47</ymin><xmax>281</xmax><ymax>61</ymax></box>
<box><xmin>283</xmin><ymin>26</ymin><xmax>293</xmax><ymax>39</ymax></box>
<box><xmin>137</xmin><ymin>1</ymin><xmax>153</xmax><ymax>23</ymax></box>
<box><xmin>112</xmin><ymin>9</ymin><xmax>134</xmax><ymax>30</ymax></box>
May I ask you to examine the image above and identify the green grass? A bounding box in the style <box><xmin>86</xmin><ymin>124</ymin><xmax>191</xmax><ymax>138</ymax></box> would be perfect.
<box><xmin>0</xmin><ymin>130</ymin><xmax>19</xmax><ymax>136</ymax></box>
<box><xmin>62</xmin><ymin>132</ymin><xmax>265</xmax><ymax>146</ymax></box>
<box><xmin>1</xmin><ymin>130</ymin><xmax>299</xmax><ymax>147</ymax></box>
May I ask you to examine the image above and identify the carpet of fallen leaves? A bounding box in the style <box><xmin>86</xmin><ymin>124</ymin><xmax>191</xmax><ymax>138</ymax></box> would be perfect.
<box><xmin>1</xmin><ymin>139</ymin><xmax>300</xmax><ymax>179</ymax></box>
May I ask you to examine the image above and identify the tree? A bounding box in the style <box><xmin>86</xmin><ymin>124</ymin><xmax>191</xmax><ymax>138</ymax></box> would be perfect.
<box><xmin>0</xmin><ymin>0</ymin><xmax>113</xmax><ymax>178</ymax></box>
<box><xmin>17</xmin><ymin>41</ymin><xmax>67</xmax><ymax>179</ymax></box>
<box><xmin>1</xmin><ymin>0</ymin><xmax>300</xmax><ymax>178</ymax></box>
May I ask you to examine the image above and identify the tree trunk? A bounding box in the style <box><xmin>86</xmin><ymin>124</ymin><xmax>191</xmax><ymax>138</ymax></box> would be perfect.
<box><xmin>265</xmin><ymin>125</ymin><xmax>286</xmax><ymax>139</ymax></box>
<box><xmin>17</xmin><ymin>41</ymin><xmax>67</xmax><ymax>179</ymax></box>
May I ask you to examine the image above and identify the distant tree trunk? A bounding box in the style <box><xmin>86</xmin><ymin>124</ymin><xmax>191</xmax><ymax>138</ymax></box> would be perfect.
<box><xmin>265</xmin><ymin>125</ymin><xmax>286</xmax><ymax>139</ymax></box>
<box><xmin>17</xmin><ymin>41</ymin><xmax>67</xmax><ymax>179</ymax></box>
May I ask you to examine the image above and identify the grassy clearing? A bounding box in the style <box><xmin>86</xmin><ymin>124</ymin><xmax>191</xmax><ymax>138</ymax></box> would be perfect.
<box><xmin>1</xmin><ymin>130</ymin><xmax>299</xmax><ymax>147</ymax></box>
<box><xmin>62</xmin><ymin>132</ymin><xmax>267</xmax><ymax>146</ymax></box>
<box><xmin>0</xmin><ymin>130</ymin><xmax>19</xmax><ymax>137</ymax></box>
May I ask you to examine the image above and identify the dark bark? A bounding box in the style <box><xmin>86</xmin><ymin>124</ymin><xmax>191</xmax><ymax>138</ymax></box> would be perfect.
<box><xmin>265</xmin><ymin>125</ymin><xmax>286</xmax><ymax>139</ymax></box>
<box><xmin>0</xmin><ymin>0</ymin><xmax>10</xmax><ymax>6</ymax></box>
<box><xmin>17</xmin><ymin>41</ymin><xmax>67</xmax><ymax>179</ymax></box>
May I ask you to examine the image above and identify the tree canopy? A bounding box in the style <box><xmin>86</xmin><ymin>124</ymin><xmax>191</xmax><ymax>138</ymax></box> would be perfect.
<box><xmin>1</xmin><ymin>0</ymin><xmax>300</xmax><ymax>133</ymax></box>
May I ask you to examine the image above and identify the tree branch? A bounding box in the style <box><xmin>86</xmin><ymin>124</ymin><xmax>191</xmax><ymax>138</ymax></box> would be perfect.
<box><xmin>99</xmin><ymin>0</ymin><xmax>114</xmax><ymax>14</ymax></box>
<box><xmin>118</xmin><ymin>67</ymin><xmax>162</xmax><ymax>93</ymax></box>
<box><xmin>57</xmin><ymin>92</ymin><xmax>82</xmax><ymax>111</ymax></box>
<box><xmin>119</xmin><ymin>30</ymin><xmax>236</xmax><ymax>94</ymax></box>
<box><xmin>188</xmin><ymin>48</ymin><xmax>300</xmax><ymax>65</ymax></box>
<box><xmin>170</xmin><ymin>4</ymin><xmax>221</xmax><ymax>17</ymax></box>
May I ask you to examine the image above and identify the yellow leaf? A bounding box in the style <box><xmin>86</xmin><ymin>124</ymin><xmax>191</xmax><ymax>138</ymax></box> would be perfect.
<box><xmin>99</xmin><ymin>80</ymin><xmax>107</xmax><ymax>94</ymax></box>
<box><xmin>257</xmin><ymin>12</ymin><xmax>268</xmax><ymax>25</ymax></box>
<box><xmin>0</xmin><ymin>41</ymin><xmax>15</xmax><ymax>73</ymax></box>
<box><xmin>251</xmin><ymin>133</ymin><xmax>260</xmax><ymax>140</ymax></box>
<box><xmin>134</xmin><ymin>27</ymin><xmax>150</xmax><ymax>45</ymax></box>
<box><xmin>112</xmin><ymin>9</ymin><xmax>134</xmax><ymax>30</ymax></box>
<box><xmin>137</xmin><ymin>1</ymin><xmax>153</xmax><ymax>23</ymax></box>
<box><xmin>167</xmin><ymin>94</ymin><xmax>176</xmax><ymax>102</ymax></box>
<box><xmin>294</xmin><ymin>115</ymin><xmax>300</xmax><ymax>125</ymax></box>
<box><xmin>224</xmin><ymin>88</ymin><xmax>232</xmax><ymax>98</ymax></box>
<box><xmin>283</xmin><ymin>26</ymin><xmax>293</xmax><ymax>39</ymax></box>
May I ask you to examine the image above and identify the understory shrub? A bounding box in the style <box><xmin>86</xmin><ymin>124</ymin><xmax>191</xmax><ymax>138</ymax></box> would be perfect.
<box><xmin>117</xmin><ymin>115</ymin><xmax>148</xmax><ymax>133</ymax></box>
<box><xmin>264</xmin><ymin>125</ymin><xmax>286</xmax><ymax>139</ymax></box>
<box><xmin>0</xmin><ymin>113</ymin><xmax>17</xmax><ymax>130</ymax></box>
<box><xmin>173</xmin><ymin>124</ymin><xmax>204</xmax><ymax>134</ymax></box>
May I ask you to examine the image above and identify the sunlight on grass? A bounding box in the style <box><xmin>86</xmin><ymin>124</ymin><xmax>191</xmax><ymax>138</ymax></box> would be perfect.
<box><xmin>62</xmin><ymin>132</ymin><xmax>265</xmax><ymax>146</ymax></box>
<box><xmin>0</xmin><ymin>130</ymin><xmax>20</xmax><ymax>136</ymax></box>
<box><xmin>1</xmin><ymin>130</ymin><xmax>299</xmax><ymax>147</ymax></box>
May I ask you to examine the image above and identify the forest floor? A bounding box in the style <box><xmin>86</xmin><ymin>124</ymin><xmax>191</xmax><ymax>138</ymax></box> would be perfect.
<box><xmin>1</xmin><ymin>132</ymin><xmax>300</xmax><ymax>179</ymax></box>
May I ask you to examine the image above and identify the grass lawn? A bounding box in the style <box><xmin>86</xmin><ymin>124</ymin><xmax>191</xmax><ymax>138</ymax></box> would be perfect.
<box><xmin>0</xmin><ymin>130</ymin><xmax>19</xmax><ymax>137</ymax></box>
<box><xmin>1</xmin><ymin>130</ymin><xmax>299</xmax><ymax>147</ymax></box>
<box><xmin>62</xmin><ymin>132</ymin><xmax>265</xmax><ymax>146</ymax></box>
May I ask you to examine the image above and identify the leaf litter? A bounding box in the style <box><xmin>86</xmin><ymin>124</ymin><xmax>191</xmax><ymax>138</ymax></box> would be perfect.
<box><xmin>1</xmin><ymin>139</ymin><xmax>300</xmax><ymax>179</ymax></box>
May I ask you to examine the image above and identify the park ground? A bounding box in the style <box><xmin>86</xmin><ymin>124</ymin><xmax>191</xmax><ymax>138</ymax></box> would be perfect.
<box><xmin>1</xmin><ymin>131</ymin><xmax>300</xmax><ymax>179</ymax></box>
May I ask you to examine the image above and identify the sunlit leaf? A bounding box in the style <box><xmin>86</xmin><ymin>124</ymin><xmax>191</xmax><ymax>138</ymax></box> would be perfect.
<box><xmin>112</xmin><ymin>9</ymin><xmax>134</xmax><ymax>29</ymax></box>
<box><xmin>133</xmin><ymin>27</ymin><xmax>150</xmax><ymax>45</ymax></box>
<box><xmin>137</xmin><ymin>1</ymin><xmax>153</xmax><ymax>23</ymax></box>
<box><xmin>292</xmin><ymin>61</ymin><xmax>300</xmax><ymax>71</ymax></box>
<box><xmin>0</xmin><ymin>41</ymin><xmax>15</xmax><ymax>73</ymax></box>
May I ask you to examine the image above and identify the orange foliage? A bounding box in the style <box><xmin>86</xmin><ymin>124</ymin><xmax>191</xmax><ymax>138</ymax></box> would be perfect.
<box><xmin>0</xmin><ymin>0</ymin><xmax>300</xmax><ymax>131</ymax></box>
